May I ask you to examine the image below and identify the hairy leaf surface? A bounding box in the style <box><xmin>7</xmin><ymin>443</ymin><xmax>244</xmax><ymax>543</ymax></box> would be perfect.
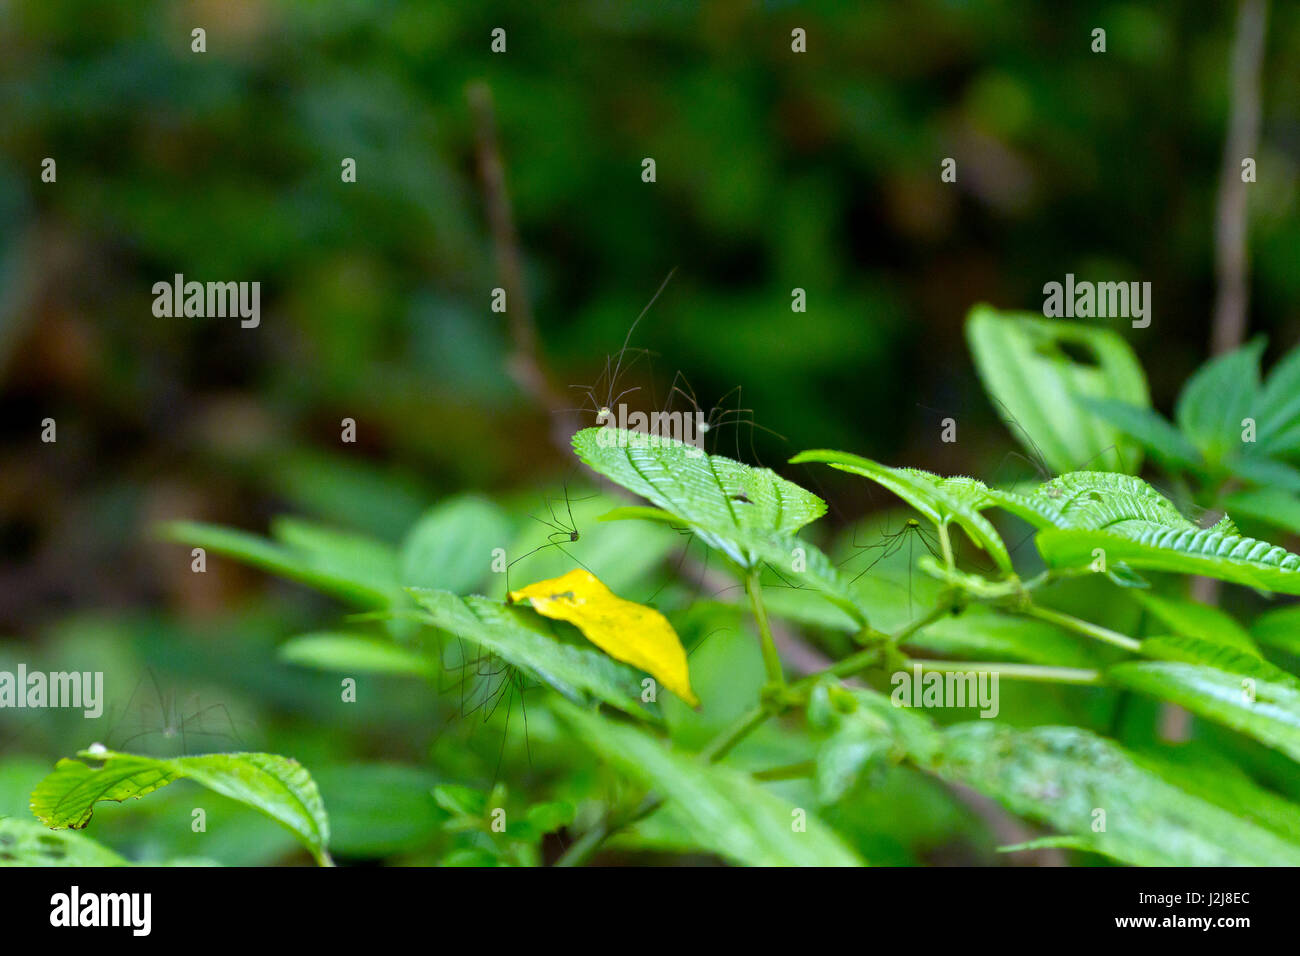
<box><xmin>31</xmin><ymin>750</ymin><xmax>331</xmax><ymax>865</ymax></box>
<box><xmin>576</xmin><ymin>428</ymin><xmax>865</xmax><ymax>623</ymax></box>
<box><xmin>1036</xmin><ymin>526</ymin><xmax>1300</xmax><ymax>594</ymax></box>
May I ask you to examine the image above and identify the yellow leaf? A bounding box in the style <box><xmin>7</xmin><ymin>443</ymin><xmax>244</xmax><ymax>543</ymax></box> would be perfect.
<box><xmin>509</xmin><ymin>569</ymin><xmax>698</xmax><ymax>706</ymax></box>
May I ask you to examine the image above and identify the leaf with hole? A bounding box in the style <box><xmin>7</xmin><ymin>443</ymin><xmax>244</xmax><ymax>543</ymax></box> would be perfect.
<box><xmin>965</xmin><ymin>306</ymin><xmax>1149</xmax><ymax>474</ymax></box>
<box><xmin>30</xmin><ymin>749</ymin><xmax>332</xmax><ymax>865</ymax></box>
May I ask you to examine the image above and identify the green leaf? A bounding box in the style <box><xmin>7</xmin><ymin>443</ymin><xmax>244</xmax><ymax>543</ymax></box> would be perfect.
<box><xmin>279</xmin><ymin>632</ymin><xmax>436</xmax><ymax>678</ymax></box>
<box><xmin>986</xmin><ymin>471</ymin><xmax>1193</xmax><ymax>532</ymax></box>
<box><xmin>1132</xmin><ymin>593</ymin><xmax>1257</xmax><ymax>653</ymax></box>
<box><xmin>815</xmin><ymin>732</ymin><xmax>890</xmax><ymax>804</ymax></box>
<box><xmin>525</xmin><ymin>801</ymin><xmax>575</xmax><ymax>835</ymax></box>
<box><xmin>432</xmin><ymin>784</ymin><xmax>487</xmax><ymax>818</ymax></box>
<box><xmin>161</xmin><ymin>520</ymin><xmax>397</xmax><ymax>607</ymax></box>
<box><xmin>1108</xmin><ymin>662</ymin><xmax>1300</xmax><ymax>763</ymax></box>
<box><xmin>1257</xmin><ymin>341</ymin><xmax>1300</xmax><ymax>450</ymax></box>
<box><xmin>1133</xmin><ymin>747</ymin><xmax>1300</xmax><ymax>846</ymax></box>
<box><xmin>1139</xmin><ymin>635</ymin><xmax>1294</xmax><ymax>684</ymax></box>
<box><xmin>270</xmin><ymin>517</ymin><xmax>401</xmax><ymax>597</ymax></box>
<box><xmin>310</xmin><ymin>763</ymin><xmax>442</xmax><ymax>859</ymax></box>
<box><xmin>399</xmin><ymin>494</ymin><xmax>511</xmax><ymax>594</ymax></box>
<box><xmin>1223</xmin><ymin>488</ymin><xmax>1300</xmax><ymax>537</ymax></box>
<box><xmin>596</xmin><ymin>505</ymin><xmax>681</xmax><ymax>526</ymax></box>
<box><xmin>409</xmin><ymin>588</ymin><xmax>649</xmax><ymax>718</ymax></box>
<box><xmin>1174</xmin><ymin>338</ymin><xmax>1264</xmax><ymax>465</ymax></box>
<box><xmin>506</xmin><ymin>490</ymin><xmax>679</xmax><ymax>597</ymax></box>
<box><xmin>990</xmin><ymin>472</ymin><xmax>1300</xmax><ymax>592</ymax></box>
<box><xmin>1036</xmin><ymin>525</ymin><xmax>1300</xmax><ymax>595</ymax></box>
<box><xmin>806</xmin><ymin>686</ymin><xmax>1300</xmax><ymax>865</ymax></box>
<box><xmin>31</xmin><ymin>749</ymin><xmax>332</xmax><ymax>865</ymax></box>
<box><xmin>0</xmin><ymin>817</ymin><xmax>129</xmax><ymax>866</ymax></box>
<box><xmin>807</xmin><ymin>684</ymin><xmax>939</xmax><ymax>803</ymax></box>
<box><xmin>554</xmin><ymin>700</ymin><xmax>862</xmax><ymax>866</ymax></box>
<box><xmin>790</xmin><ymin>450</ymin><xmax>1011</xmax><ymax>572</ymax></box>
<box><xmin>1080</xmin><ymin>398</ymin><xmax>1203</xmax><ymax>471</ymax></box>
<box><xmin>965</xmin><ymin>306</ymin><xmax>1149</xmax><ymax>474</ymax></box>
<box><xmin>1250</xmin><ymin>604</ymin><xmax>1300</xmax><ymax>656</ymax></box>
<box><xmin>575</xmin><ymin>428</ymin><xmax>865</xmax><ymax>624</ymax></box>
<box><xmin>440</xmin><ymin>847</ymin><xmax>500</xmax><ymax>867</ymax></box>
<box><xmin>573</xmin><ymin>427</ymin><xmax>825</xmax><ymax>545</ymax></box>
<box><xmin>932</xmin><ymin>723</ymin><xmax>1300</xmax><ymax>865</ymax></box>
<box><xmin>1227</xmin><ymin>454</ymin><xmax>1300</xmax><ymax>494</ymax></box>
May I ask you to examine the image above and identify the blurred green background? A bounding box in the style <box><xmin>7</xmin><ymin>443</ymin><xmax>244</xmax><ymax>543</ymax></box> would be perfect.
<box><xmin>2</xmin><ymin>0</ymin><xmax>1299</xmax><ymax>864</ymax></box>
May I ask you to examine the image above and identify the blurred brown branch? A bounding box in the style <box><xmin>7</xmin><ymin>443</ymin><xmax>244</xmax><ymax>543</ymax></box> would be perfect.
<box><xmin>1211</xmin><ymin>0</ymin><xmax>1268</xmax><ymax>355</ymax></box>
<box><xmin>467</xmin><ymin>80</ymin><xmax>576</xmax><ymax>448</ymax></box>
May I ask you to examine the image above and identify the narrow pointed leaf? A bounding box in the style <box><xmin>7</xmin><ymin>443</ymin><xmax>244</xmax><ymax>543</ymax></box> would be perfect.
<box><xmin>1251</xmin><ymin>604</ymin><xmax>1300</xmax><ymax>656</ymax></box>
<box><xmin>1133</xmin><ymin>593</ymin><xmax>1257</xmax><ymax>653</ymax></box>
<box><xmin>280</xmin><ymin>632</ymin><xmax>436</xmax><ymax>678</ymax></box>
<box><xmin>1139</xmin><ymin>635</ymin><xmax>1292</xmax><ymax>684</ymax></box>
<box><xmin>1080</xmin><ymin>398</ymin><xmax>1202</xmax><ymax>471</ymax></box>
<box><xmin>1223</xmin><ymin>488</ymin><xmax>1300</xmax><ymax>537</ymax></box>
<box><xmin>1175</xmin><ymin>338</ymin><xmax>1264</xmax><ymax>464</ymax></box>
<box><xmin>161</xmin><ymin>520</ymin><xmax>397</xmax><ymax>607</ymax></box>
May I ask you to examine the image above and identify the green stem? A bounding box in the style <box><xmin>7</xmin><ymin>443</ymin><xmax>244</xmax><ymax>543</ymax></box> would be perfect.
<box><xmin>793</xmin><ymin>602</ymin><xmax>948</xmax><ymax>693</ymax></box>
<box><xmin>746</xmin><ymin>570</ymin><xmax>785</xmax><ymax>687</ymax></box>
<box><xmin>752</xmin><ymin>760</ymin><xmax>815</xmax><ymax>781</ymax></box>
<box><xmin>938</xmin><ymin>521</ymin><xmax>955</xmax><ymax>569</ymax></box>
<box><xmin>1023</xmin><ymin>605</ymin><xmax>1141</xmax><ymax>653</ymax></box>
<box><xmin>909</xmin><ymin>659</ymin><xmax>1103</xmax><ymax>685</ymax></box>
<box><xmin>700</xmin><ymin>704</ymin><xmax>772</xmax><ymax>763</ymax></box>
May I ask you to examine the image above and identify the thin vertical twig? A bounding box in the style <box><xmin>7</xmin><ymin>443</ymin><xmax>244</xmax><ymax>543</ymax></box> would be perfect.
<box><xmin>467</xmin><ymin>81</ymin><xmax>573</xmax><ymax>443</ymax></box>
<box><xmin>1210</xmin><ymin>0</ymin><xmax>1268</xmax><ymax>356</ymax></box>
